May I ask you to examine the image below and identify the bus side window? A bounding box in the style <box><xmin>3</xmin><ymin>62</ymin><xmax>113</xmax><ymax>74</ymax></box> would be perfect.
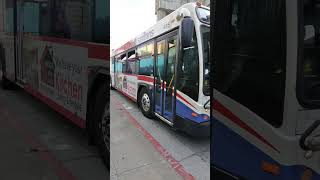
<box><xmin>23</xmin><ymin>2</ymin><xmax>41</xmax><ymax>35</ymax></box>
<box><xmin>23</xmin><ymin>0</ymin><xmax>109</xmax><ymax>43</ymax></box>
<box><xmin>120</xmin><ymin>53</ymin><xmax>127</xmax><ymax>74</ymax></box>
<box><xmin>115</xmin><ymin>55</ymin><xmax>122</xmax><ymax>73</ymax></box>
<box><xmin>127</xmin><ymin>50</ymin><xmax>138</xmax><ymax>75</ymax></box>
<box><xmin>4</xmin><ymin>0</ymin><xmax>14</xmax><ymax>33</ymax></box>
<box><xmin>138</xmin><ymin>42</ymin><xmax>154</xmax><ymax>76</ymax></box>
<box><xmin>115</xmin><ymin>60</ymin><xmax>122</xmax><ymax>73</ymax></box>
<box><xmin>93</xmin><ymin>0</ymin><xmax>109</xmax><ymax>44</ymax></box>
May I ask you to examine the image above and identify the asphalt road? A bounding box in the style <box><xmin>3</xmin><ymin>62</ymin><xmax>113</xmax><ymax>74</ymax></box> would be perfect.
<box><xmin>110</xmin><ymin>90</ymin><xmax>210</xmax><ymax>180</ymax></box>
<box><xmin>0</xmin><ymin>84</ymin><xmax>109</xmax><ymax>180</ymax></box>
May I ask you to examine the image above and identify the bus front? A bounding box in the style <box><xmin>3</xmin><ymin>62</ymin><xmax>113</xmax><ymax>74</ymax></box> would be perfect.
<box><xmin>174</xmin><ymin>3</ymin><xmax>210</xmax><ymax>136</ymax></box>
<box><xmin>211</xmin><ymin>0</ymin><xmax>320</xmax><ymax>179</ymax></box>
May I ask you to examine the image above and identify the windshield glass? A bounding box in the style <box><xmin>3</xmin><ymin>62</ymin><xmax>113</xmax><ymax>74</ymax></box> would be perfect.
<box><xmin>197</xmin><ymin>8</ymin><xmax>210</xmax><ymax>24</ymax></box>
<box><xmin>301</xmin><ymin>0</ymin><xmax>320</xmax><ymax>102</ymax></box>
<box><xmin>201</xmin><ymin>26</ymin><xmax>210</xmax><ymax>96</ymax></box>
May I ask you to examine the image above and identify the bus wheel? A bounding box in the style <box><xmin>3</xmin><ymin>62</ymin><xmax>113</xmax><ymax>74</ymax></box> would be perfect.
<box><xmin>93</xmin><ymin>84</ymin><xmax>110</xmax><ymax>167</ymax></box>
<box><xmin>139</xmin><ymin>87</ymin><xmax>153</xmax><ymax>118</ymax></box>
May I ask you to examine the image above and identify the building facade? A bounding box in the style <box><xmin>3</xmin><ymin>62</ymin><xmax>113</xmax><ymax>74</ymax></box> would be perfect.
<box><xmin>155</xmin><ymin>0</ymin><xmax>210</xmax><ymax>21</ymax></box>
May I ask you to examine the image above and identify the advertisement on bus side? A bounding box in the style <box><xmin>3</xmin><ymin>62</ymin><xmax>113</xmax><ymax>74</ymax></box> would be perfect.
<box><xmin>24</xmin><ymin>39</ymin><xmax>88</xmax><ymax>120</ymax></box>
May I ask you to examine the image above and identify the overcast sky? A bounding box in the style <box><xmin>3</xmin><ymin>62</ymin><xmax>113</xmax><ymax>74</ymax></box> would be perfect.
<box><xmin>110</xmin><ymin>0</ymin><xmax>157</xmax><ymax>51</ymax></box>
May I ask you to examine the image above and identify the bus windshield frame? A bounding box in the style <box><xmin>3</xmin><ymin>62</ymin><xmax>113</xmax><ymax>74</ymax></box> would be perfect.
<box><xmin>201</xmin><ymin>25</ymin><xmax>210</xmax><ymax>96</ymax></box>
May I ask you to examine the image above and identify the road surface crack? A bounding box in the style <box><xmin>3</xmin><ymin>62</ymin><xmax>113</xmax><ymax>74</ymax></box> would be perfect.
<box><xmin>116</xmin><ymin>162</ymin><xmax>153</xmax><ymax>176</ymax></box>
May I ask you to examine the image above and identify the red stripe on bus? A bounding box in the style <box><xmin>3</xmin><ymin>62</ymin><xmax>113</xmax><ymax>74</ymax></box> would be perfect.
<box><xmin>120</xmin><ymin>74</ymin><xmax>154</xmax><ymax>83</ymax></box>
<box><xmin>112</xmin><ymin>96</ymin><xmax>195</xmax><ymax>180</ymax></box>
<box><xmin>138</xmin><ymin>75</ymin><xmax>154</xmax><ymax>83</ymax></box>
<box><xmin>213</xmin><ymin>100</ymin><xmax>280</xmax><ymax>153</ymax></box>
<box><xmin>88</xmin><ymin>44</ymin><xmax>109</xmax><ymax>60</ymax></box>
<box><xmin>29</xmin><ymin>36</ymin><xmax>90</xmax><ymax>48</ymax></box>
<box><xmin>176</xmin><ymin>92</ymin><xmax>196</xmax><ymax>109</ymax></box>
<box><xmin>29</xmin><ymin>35</ymin><xmax>110</xmax><ymax>61</ymax></box>
<box><xmin>24</xmin><ymin>85</ymin><xmax>86</xmax><ymax>129</ymax></box>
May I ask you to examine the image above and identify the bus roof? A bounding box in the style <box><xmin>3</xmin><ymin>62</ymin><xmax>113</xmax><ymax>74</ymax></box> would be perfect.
<box><xmin>112</xmin><ymin>2</ymin><xmax>209</xmax><ymax>57</ymax></box>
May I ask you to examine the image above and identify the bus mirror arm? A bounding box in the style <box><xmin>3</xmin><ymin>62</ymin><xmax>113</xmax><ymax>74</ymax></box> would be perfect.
<box><xmin>299</xmin><ymin>120</ymin><xmax>320</xmax><ymax>151</ymax></box>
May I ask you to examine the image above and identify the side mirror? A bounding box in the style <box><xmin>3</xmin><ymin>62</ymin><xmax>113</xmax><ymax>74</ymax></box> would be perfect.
<box><xmin>180</xmin><ymin>17</ymin><xmax>194</xmax><ymax>49</ymax></box>
<box><xmin>304</xmin><ymin>25</ymin><xmax>316</xmax><ymax>41</ymax></box>
<box><xmin>300</xmin><ymin>120</ymin><xmax>320</xmax><ymax>158</ymax></box>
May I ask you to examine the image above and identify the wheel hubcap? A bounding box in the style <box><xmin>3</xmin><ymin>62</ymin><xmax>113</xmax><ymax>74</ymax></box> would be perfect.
<box><xmin>141</xmin><ymin>93</ymin><xmax>150</xmax><ymax>112</ymax></box>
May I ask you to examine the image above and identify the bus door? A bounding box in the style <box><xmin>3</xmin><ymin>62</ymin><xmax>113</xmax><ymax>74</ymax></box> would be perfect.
<box><xmin>15</xmin><ymin>0</ymin><xmax>41</xmax><ymax>83</ymax></box>
<box><xmin>110</xmin><ymin>57</ymin><xmax>115</xmax><ymax>87</ymax></box>
<box><xmin>154</xmin><ymin>32</ymin><xmax>178</xmax><ymax>123</ymax></box>
<box><xmin>2</xmin><ymin>0</ymin><xmax>16</xmax><ymax>80</ymax></box>
<box><xmin>14</xmin><ymin>0</ymin><xmax>24</xmax><ymax>82</ymax></box>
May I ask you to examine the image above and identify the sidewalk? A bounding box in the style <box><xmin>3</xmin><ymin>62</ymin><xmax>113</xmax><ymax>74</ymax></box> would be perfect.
<box><xmin>110</xmin><ymin>95</ymin><xmax>184</xmax><ymax>180</ymax></box>
<box><xmin>0</xmin><ymin>105</ymin><xmax>73</xmax><ymax>180</ymax></box>
<box><xmin>0</xmin><ymin>84</ymin><xmax>109</xmax><ymax>180</ymax></box>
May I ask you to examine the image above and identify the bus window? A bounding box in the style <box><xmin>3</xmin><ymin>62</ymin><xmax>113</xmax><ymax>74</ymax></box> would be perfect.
<box><xmin>127</xmin><ymin>50</ymin><xmax>138</xmax><ymax>74</ymax></box>
<box><xmin>120</xmin><ymin>53</ymin><xmax>127</xmax><ymax>73</ymax></box>
<box><xmin>115</xmin><ymin>55</ymin><xmax>122</xmax><ymax>73</ymax></box>
<box><xmin>93</xmin><ymin>0</ymin><xmax>109</xmax><ymax>44</ymax></box>
<box><xmin>156</xmin><ymin>40</ymin><xmax>165</xmax><ymax>81</ymax></box>
<box><xmin>177</xmin><ymin>28</ymin><xmax>199</xmax><ymax>101</ymax></box>
<box><xmin>111</xmin><ymin>58</ymin><xmax>114</xmax><ymax>74</ymax></box>
<box><xmin>214</xmin><ymin>0</ymin><xmax>286</xmax><ymax>127</ymax></box>
<box><xmin>23</xmin><ymin>3</ymin><xmax>40</xmax><ymax>35</ymax></box>
<box><xmin>138</xmin><ymin>42</ymin><xmax>154</xmax><ymax>76</ymax></box>
<box><xmin>166</xmin><ymin>38</ymin><xmax>177</xmax><ymax>90</ymax></box>
<box><xmin>21</xmin><ymin>0</ymin><xmax>109</xmax><ymax>43</ymax></box>
<box><xmin>4</xmin><ymin>0</ymin><xmax>14</xmax><ymax>33</ymax></box>
<box><xmin>115</xmin><ymin>60</ymin><xmax>122</xmax><ymax>73</ymax></box>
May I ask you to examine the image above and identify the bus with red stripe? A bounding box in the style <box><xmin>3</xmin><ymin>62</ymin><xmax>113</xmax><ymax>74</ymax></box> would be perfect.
<box><xmin>110</xmin><ymin>2</ymin><xmax>210</xmax><ymax>136</ymax></box>
<box><xmin>211</xmin><ymin>0</ymin><xmax>320</xmax><ymax>179</ymax></box>
<box><xmin>0</xmin><ymin>0</ymin><xmax>110</xmax><ymax>165</ymax></box>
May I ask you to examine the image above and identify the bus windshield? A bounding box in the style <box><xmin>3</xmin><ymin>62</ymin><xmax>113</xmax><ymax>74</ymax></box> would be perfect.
<box><xmin>201</xmin><ymin>25</ymin><xmax>210</xmax><ymax>96</ymax></box>
<box><xmin>301</xmin><ymin>0</ymin><xmax>320</xmax><ymax>102</ymax></box>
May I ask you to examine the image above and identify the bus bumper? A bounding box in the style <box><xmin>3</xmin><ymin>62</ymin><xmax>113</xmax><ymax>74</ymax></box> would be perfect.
<box><xmin>175</xmin><ymin>115</ymin><xmax>210</xmax><ymax>137</ymax></box>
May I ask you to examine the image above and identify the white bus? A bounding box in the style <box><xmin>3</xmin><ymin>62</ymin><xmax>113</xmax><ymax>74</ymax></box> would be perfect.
<box><xmin>0</xmin><ymin>0</ymin><xmax>110</xmax><ymax>165</ymax></box>
<box><xmin>211</xmin><ymin>0</ymin><xmax>320</xmax><ymax>179</ymax></box>
<box><xmin>111</xmin><ymin>2</ymin><xmax>210</xmax><ymax>136</ymax></box>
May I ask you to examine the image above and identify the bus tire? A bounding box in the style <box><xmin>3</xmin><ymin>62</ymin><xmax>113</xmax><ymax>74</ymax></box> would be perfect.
<box><xmin>139</xmin><ymin>87</ymin><xmax>153</xmax><ymax>118</ymax></box>
<box><xmin>92</xmin><ymin>83</ymin><xmax>110</xmax><ymax>167</ymax></box>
